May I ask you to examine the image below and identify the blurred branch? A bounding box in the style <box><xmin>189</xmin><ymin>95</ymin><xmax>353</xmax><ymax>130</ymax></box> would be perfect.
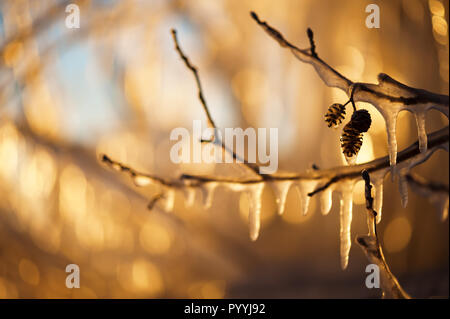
<box><xmin>0</xmin><ymin>1</ymin><xmax>72</xmax><ymax>63</ymax></box>
<box><xmin>356</xmin><ymin>170</ymin><xmax>411</xmax><ymax>299</ymax></box>
<box><xmin>406</xmin><ymin>173</ymin><xmax>449</xmax><ymax>221</ymax></box>
<box><xmin>406</xmin><ymin>173</ymin><xmax>449</xmax><ymax>194</ymax></box>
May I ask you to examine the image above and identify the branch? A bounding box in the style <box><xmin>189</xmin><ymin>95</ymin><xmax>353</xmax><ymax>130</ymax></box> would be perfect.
<box><xmin>250</xmin><ymin>11</ymin><xmax>352</xmax><ymax>92</ymax></box>
<box><xmin>171</xmin><ymin>29</ymin><xmax>217</xmax><ymax>129</ymax></box>
<box><xmin>250</xmin><ymin>11</ymin><xmax>449</xmax><ymax>109</ymax></box>
<box><xmin>101</xmin><ymin>126</ymin><xmax>449</xmax><ymax>196</ymax></box>
<box><xmin>356</xmin><ymin>170</ymin><xmax>411</xmax><ymax>299</ymax></box>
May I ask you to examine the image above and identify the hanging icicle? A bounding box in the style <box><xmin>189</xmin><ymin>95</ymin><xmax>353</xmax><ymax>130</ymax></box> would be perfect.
<box><xmin>246</xmin><ymin>183</ymin><xmax>265</xmax><ymax>241</ymax></box>
<box><xmin>338</xmin><ymin>180</ymin><xmax>355</xmax><ymax>270</ymax></box>
<box><xmin>270</xmin><ymin>180</ymin><xmax>294</xmax><ymax>215</ymax></box>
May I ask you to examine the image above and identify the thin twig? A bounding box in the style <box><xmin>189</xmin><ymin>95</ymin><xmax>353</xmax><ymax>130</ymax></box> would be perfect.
<box><xmin>306</xmin><ymin>28</ymin><xmax>317</xmax><ymax>58</ymax></box>
<box><xmin>171</xmin><ymin>29</ymin><xmax>216</xmax><ymax>129</ymax></box>
<box><xmin>101</xmin><ymin>154</ymin><xmax>174</xmax><ymax>187</ymax></box>
<box><xmin>171</xmin><ymin>29</ymin><xmax>264</xmax><ymax>178</ymax></box>
<box><xmin>250</xmin><ymin>11</ymin><xmax>352</xmax><ymax>92</ymax></box>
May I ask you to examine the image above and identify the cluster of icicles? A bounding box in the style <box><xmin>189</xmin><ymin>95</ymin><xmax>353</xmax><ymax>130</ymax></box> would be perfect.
<box><xmin>140</xmin><ymin>140</ymin><xmax>448</xmax><ymax>270</ymax></box>
<box><xmin>130</xmin><ymin>83</ymin><xmax>449</xmax><ymax>270</ymax></box>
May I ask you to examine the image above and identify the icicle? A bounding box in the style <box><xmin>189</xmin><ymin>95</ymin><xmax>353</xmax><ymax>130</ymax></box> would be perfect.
<box><xmin>183</xmin><ymin>187</ymin><xmax>196</xmax><ymax>207</ymax></box>
<box><xmin>373</xmin><ymin>180</ymin><xmax>384</xmax><ymax>223</ymax></box>
<box><xmin>384</xmin><ymin>110</ymin><xmax>399</xmax><ymax>167</ymax></box>
<box><xmin>246</xmin><ymin>183</ymin><xmax>264</xmax><ymax>241</ymax></box>
<box><xmin>270</xmin><ymin>180</ymin><xmax>293</xmax><ymax>215</ymax></box>
<box><xmin>414</xmin><ymin>111</ymin><xmax>427</xmax><ymax>153</ymax></box>
<box><xmin>133</xmin><ymin>175</ymin><xmax>152</xmax><ymax>187</ymax></box>
<box><xmin>201</xmin><ymin>183</ymin><xmax>218</xmax><ymax>209</ymax></box>
<box><xmin>294</xmin><ymin>180</ymin><xmax>318</xmax><ymax>216</ymax></box>
<box><xmin>163</xmin><ymin>189</ymin><xmax>175</xmax><ymax>212</ymax></box>
<box><xmin>320</xmin><ymin>187</ymin><xmax>333</xmax><ymax>215</ymax></box>
<box><xmin>398</xmin><ymin>172</ymin><xmax>409</xmax><ymax>208</ymax></box>
<box><xmin>338</xmin><ymin>180</ymin><xmax>354</xmax><ymax>270</ymax></box>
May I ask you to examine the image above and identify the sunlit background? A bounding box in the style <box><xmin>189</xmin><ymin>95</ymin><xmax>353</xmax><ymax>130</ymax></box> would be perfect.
<box><xmin>0</xmin><ymin>0</ymin><xmax>448</xmax><ymax>298</ymax></box>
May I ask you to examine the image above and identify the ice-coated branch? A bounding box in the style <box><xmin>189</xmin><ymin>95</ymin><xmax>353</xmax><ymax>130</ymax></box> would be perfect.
<box><xmin>250</xmin><ymin>11</ymin><xmax>352</xmax><ymax>92</ymax></box>
<box><xmin>101</xmin><ymin>125</ymin><xmax>448</xmax><ymax>193</ymax></box>
<box><xmin>356</xmin><ymin>170</ymin><xmax>410</xmax><ymax>299</ymax></box>
<box><xmin>179</xmin><ymin>126</ymin><xmax>448</xmax><ymax>189</ymax></box>
<box><xmin>307</xmin><ymin>126</ymin><xmax>449</xmax><ymax>196</ymax></box>
<box><xmin>100</xmin><ymin>18</ymin><xmax>448</xmax><ymax>257</ymax></box>
<box><xmin>251</xmin><ymin>11</ymin><xmax>449</xmax><ymax>166</ymax></box>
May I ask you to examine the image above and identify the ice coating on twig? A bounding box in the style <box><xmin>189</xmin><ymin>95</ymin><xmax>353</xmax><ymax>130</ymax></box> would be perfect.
<box><xmin>133</xmin><ymin>175</ymin><xmax>153</xmax><ymax>187</ymax></box>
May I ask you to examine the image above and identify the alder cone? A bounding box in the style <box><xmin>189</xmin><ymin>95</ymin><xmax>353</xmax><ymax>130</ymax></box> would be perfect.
<box><xmin>341</xmin><ymin>125</ymin><xmax>363</xmax><ymax>157</ymax></box>
<box><xmin>348</xmin><ymin>109</ymin><xmax>371</xmax><ymax>133</ymax></box>
<box><xmin>325</xmin><ymin>103</ymin><xmax>346</xmax><ymax>128</ymax></box>
<box><xmin>340</xmin><ymin>109</ymin><xmax>372</xmax><ymax>158</ymax></box>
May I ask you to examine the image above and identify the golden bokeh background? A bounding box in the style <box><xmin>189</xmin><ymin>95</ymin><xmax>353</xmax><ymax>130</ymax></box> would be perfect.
<box><xmin>0</xmin><ymin>0</ymin><xmax>448</xmax><ymax>298</ymax></box>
